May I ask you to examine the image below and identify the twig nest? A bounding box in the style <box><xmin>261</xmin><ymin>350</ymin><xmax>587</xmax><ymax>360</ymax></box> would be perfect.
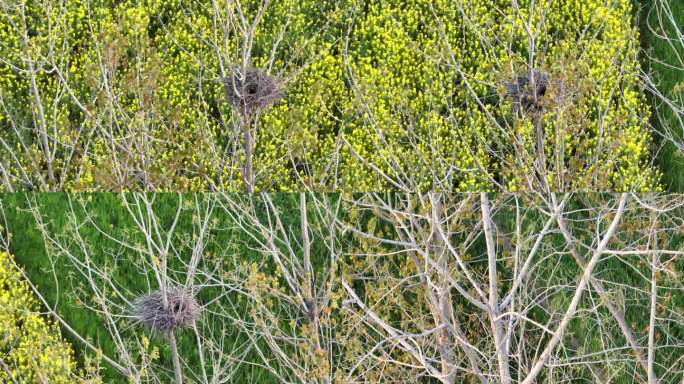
<box><xmin>133</xmin><ymin>288</ymin><xmax>200</xmax><ymax>333</ymax></box>
<box><xmin>505</xmin><ymin>69</ymin><xmax>549</xmax><ymax>111</ymax></box>
<box><xmin>223</xmin><ymin>67</ymin><xmax>283</xmax><ymax>115</ymax></box>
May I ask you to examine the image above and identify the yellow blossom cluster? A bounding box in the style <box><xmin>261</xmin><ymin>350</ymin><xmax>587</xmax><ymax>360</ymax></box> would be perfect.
<box><xmin>0</xmin><ymin>251</ymin><xmax>98</xmax><ymax>383</ymax></box>
<box><xmin>0</xmin><ymin>0</ymin><xmax>659</xmax><ymax>191</ymax></box>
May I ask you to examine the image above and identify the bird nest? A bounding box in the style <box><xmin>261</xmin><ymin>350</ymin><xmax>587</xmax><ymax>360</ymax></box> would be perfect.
<box><xmin>223</xmin><ymin>67</ymin><xmax>283</xmax><ymax>114</ymax></box>
<box><xmin>133</xmin><ymin>288</ymin><xmax>200</xmax><ymax>333</ymax></box>
<box><xmin>505</xmin><ymin>69</ymin><xmax>549</xmax><ymax>111</ymax></box>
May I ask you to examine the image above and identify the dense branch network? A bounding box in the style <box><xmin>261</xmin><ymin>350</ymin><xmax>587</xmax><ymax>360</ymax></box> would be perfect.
<box><xmin>0</xmin><ymin>192</ymin><xmax>682</xmax><ymax>383</ymax></box>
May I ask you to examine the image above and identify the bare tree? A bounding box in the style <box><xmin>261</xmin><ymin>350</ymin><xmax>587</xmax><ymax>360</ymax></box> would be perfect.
<box><xmin>337</xmin><ymin>192</ymin><xmax>684</xmax><ymax>383</ymax></box>
<box><xmin>640</xmin><ymin>0</ymin><xmax>684</xmax><ymax>181</ymax></box>
<box><xmin>0</xmin><ymin>0</ymin><xmax>664</xmax><ymax>192</ymax></box>
<box><xmin>13</xmin><ymin>193</ymin><xmax>256</xmax><ymax>383</ymax></box>
<box><xmin>1</xmin><ymin>192</ymin><xmax>346</xmax><ymax>383</ymax></box>
<box><xmin>1</xmin><ymin>192</ymin><xmax>683</xmax><ymax>382</ymax></box>
<box><xmin>214</xmin><ymin>192</ymin><xmax>342</xmax><ymax>383</ymax></box>
<box><xmin>0</xmin><ymin>0</ymin><xmax>339</xmax><ymax>192</ymax></box>
<box><xmin>336</xmin><ymin>0</ymin><xmax>659</xmax><ymax>192</ymax></box>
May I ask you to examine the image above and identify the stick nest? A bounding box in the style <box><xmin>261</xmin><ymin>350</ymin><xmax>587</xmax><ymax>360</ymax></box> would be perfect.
<box><xmin>133</xmin><ymin>288</ymin><xmax>200</xmax><ymax>333</ymax></box>
<box><xmin>223</xmin><ymin>67</ymin><xmax>283</xmax><ymax>114</ymax></box>
<box><xmin>505</xmin><ymin>69</ymin><xmax>549</xmax><ymax>111</ymax></box>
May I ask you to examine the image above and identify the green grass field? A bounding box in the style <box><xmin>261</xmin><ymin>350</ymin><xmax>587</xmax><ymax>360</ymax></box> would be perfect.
<box><xmin>2</xmin><ymin>193</ymin><xmax>682</xmax><ymax>383</ymax></box>
<box><xmin>639</xmin><ymin>0</ymin><xmax>684</xmax><ymax>190</ymax></box>
<box><xmin>0</xmin><ymin>193</ymin><xmax>292</xmax><ymax>383</ymax></box>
